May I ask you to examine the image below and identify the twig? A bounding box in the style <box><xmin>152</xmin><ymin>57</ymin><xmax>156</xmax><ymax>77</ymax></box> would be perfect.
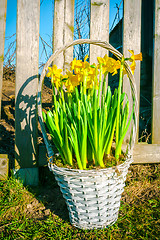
<box><xmin>39</xmin><ymin>35</ymin><xmax>52</xmax><ymax>50</ymax></box>
<box><xmin>5</xmin><ymin>33</ymin><xmax>16</xmax><ymax>40</ymax></box>
<box><xmin>110</xmin><ymin>0</ymin><xmax>123</xmax><ymax>32</ymax></box>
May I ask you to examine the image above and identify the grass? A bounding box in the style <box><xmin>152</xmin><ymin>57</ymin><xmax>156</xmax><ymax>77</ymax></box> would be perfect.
<box><xmin>0</xmin><ymin>164</ymin><xmax>160</xmax><ymax>240</ymax></box>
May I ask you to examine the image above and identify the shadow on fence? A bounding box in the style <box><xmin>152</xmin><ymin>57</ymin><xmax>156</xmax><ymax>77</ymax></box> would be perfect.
<box><xmin>15</xmin><ymin>75</ymin><xmax>38</xmax><ymax>169</ymax></box>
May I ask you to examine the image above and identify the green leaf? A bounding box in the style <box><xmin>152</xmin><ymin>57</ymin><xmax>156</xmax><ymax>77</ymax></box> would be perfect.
<box><xmin>42</xmin><ymin>111</ymin><xmax>46</xmax><ymax>122</ymax></box>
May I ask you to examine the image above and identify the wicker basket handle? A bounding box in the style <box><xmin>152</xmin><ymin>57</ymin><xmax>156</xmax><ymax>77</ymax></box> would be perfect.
<box><xmin>37</xmin><ymin>39</ymin><xmax>138</xmax><ymax>159</ymax></box>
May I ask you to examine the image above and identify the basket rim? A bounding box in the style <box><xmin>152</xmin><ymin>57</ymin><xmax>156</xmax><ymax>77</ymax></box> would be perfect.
<box><xmin>37</xmin><ymin>39</ymin><xmax>138</xmax><ymax>161</ymax></box>
<box><xmin>50</xmin><ymin>153</ymin><xmax>133</xmax><ymax>175</ymax></box>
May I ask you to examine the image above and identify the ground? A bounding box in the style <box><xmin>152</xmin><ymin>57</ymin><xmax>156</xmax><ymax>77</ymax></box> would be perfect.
<box><xmin>0</xmin><ymin>67</ymin><xmax>160</xmax><ymax>239</ymax></box>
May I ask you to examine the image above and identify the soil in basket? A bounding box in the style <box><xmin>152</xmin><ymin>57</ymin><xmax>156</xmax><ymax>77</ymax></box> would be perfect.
<box><xmin>51</xmin><ymin>148</ymin><xmax>127</xmax><ymax>170</ymax></box>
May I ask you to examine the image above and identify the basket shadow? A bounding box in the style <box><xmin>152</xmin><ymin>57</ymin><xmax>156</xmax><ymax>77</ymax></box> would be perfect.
<box><xmin>31</xmin><ymin>166</ymin><xmax>70</xmax><ymax>222</ymax></box>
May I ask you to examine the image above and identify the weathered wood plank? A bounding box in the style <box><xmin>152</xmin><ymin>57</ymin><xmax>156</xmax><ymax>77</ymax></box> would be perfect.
<box><xmin>90</xmin><ymin>0</ymin><xmax>109</xmax><ymax>64</ymax></box>
<box><xmin>0</xmin><ymin>154</ymin><xmax>8</xmax><ymax>180</ymax></box>
<box><xmin>38</xmin><ymin>143</ymin><xmax>160</xmax><ymax>166</ymax></box>
<box><xmin>123</xmin><ymin>0</ymin><xmax>142</xmax><ymax>143</ymax></box>
<box><xmin>53</xmin><ymin>0</ymin><xmax>74</xmax><ymax>71</ymax></box>
<box><xmin>14</xmin><ymin>168</ymin><xmax>39</xmax><ymax>186</ymax></box>
<box><xmin>38</xmin><ymin>145</ymin><xmax>48</xmax><ymax>166</ymax></box>
<box><xmin>152</xmin><ymin>0</ymin><xmax>160</xmax><ymax>144</ymax></box>
<box><xmin>0</xmin><ymin>0</ymin><xmax>7</xmax><ymax>119</ymax></box>
<box><xmin>53</xmin><ymin>0</ymin><xmax>65</xmax><ymax>70</ymax></box>
<box><xmin>133</xmin><ymin>143</ymin><xmax>160</xmax><ymax>164</ymax></box>
<box><xmin>63</xmin><ymin>0</ymin><xmax>74</xmax><ymax>71</ymax></box>
<box><xmin>15</xmin><ymin>0</ymin><xmax>40</xmax><ymax>185</ymax></box>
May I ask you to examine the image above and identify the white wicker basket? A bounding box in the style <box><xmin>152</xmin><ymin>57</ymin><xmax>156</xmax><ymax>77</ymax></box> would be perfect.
<box><xmin>37</xmin><ymin>39</ymin><xmax>138</xmax><ymax>229</ymax></box>
<box><xmin>50</xmin><ymin>156</ymin><xmax>132</xmax><ymax>229</ymax></box>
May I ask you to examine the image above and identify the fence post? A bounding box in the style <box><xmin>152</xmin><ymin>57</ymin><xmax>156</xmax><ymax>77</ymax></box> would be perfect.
<box><xmin>152</xmin><ymin>0</ymin><xmax>160</xmax><ymax>144</ymax></box>
<box><xmin>123</xmin><ymin>0</ymin><xmax>142</xmax><ymax>143</ymax></box>
<box><xmin>53</xmin><ymin>0</ymin><xmax>74</xmax><ymax>71</ymax></box>
<box><xmin>15</xmin><ymin>0</ymin><xmax>40</xmax><ymax>186</ymax></box>
<box><xmin>90</xmin><ymin>0</ymin><xmax>109</xmax><ymax>64</ymax></box>
<box><xmin>0</xmin><ymin>0</ymin><xmax>7</xmax><ymax>119</ymax></box>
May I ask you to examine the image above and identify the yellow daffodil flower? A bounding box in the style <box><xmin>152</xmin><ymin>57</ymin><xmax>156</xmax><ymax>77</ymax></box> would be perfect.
<box><xmin>110</xmin><ymin>59</ymin><xmax>121</xmax><ymax>76</ymax></box>
<box><xmin>46</xmin><ymin>65</ymin><xmax>62</xmax><ymax>89</ymax></box>
<box><xmin>70</xmin><ymin>58</ymin><xmax>83</xmax><ymax>74</ymax></box>
<box><xmin>97</xmin><ymin>57</ymin><xmax>106</xmax><ymax>65</ymax></box>
<box><xmin>124</xmin><ymin>50</ymin><xmax>142</xmax><ymax>75</ymax></box>
<box><xmin>64</xmin><ymin>71</ymin><xmax>80</xmax><ymax>92</ymax></box>
<box><xmin>98</xmin><ymin>54</ymin><xmax>121</xmax><ymax>75</ymax></box>
<box><xmin>46</xmin><ymin>65</ymin><xmax>62</xmax><ymax>78</ymax></box>
<box><xmin>128</xmin><ymin>50</ymin><xmax>142</xmax><ymax>62</ymax></box>
<box><xmin>87</xmin><ymin>77</ymin><xmax>99</xmax><ymax>89</ymax></box>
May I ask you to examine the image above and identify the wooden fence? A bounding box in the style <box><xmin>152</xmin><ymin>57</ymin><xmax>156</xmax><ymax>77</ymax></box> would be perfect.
<box><xmin>0</xmin><ymin>0</ymin><xmax>160</xmax><ymax>185</ymax></box>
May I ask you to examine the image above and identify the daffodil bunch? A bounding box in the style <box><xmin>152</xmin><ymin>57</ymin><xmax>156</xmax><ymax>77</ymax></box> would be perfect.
<box><xmin>43</xmin><ymin>50</ymin><xmax>142</xmax><ymax>169</ymax></box>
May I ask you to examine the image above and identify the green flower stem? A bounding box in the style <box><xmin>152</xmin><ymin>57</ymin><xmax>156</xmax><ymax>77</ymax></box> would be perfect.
<box><xmin>68</xmin><ymin>93</ymin><xmax>72</xmax><ymax>109</ymax></box>
<box><xmin>68</xmin><ymin>123</ymin><xmax>83</xmax><ymax>170</ymax></box>
<box><xmin>93</xmin><ymin>80</ymin><xmax>98</xmax><ymax>166</ymax></box>
<box><xmin>115</xmin><ymin>106</ymin><xmax>134</xmax><ymax>159</ymax></box>
<box><xmin>83</xmin><ymin>72</ymin><xmax>88</xmax><ymax>95</ymax></box>
<box><xmin>81</xmin><ymin>101</ymin><xmax>87</xmax><ymax>169</ymax></box>
<box><xmin>60</xmin><ymin>86</ymin><xmax>66</xmax><ymax>114</ymax></box>
<box><xmin>105</xmin><ymin>119</ymin><xmax>116</xmax><ymax>155</ymax></box>
<box><xmin>64</xmin><ymin>124</ymin><xmax>73</xmax><ymax>166</ymax></box>
<box><xmin>116</xmin><ymin>57</ymin><xmax>124</xmax><ymax>159</ymax></box>
<box><xmin>98</xmin><ymin>63</ymin><xmax>103</xmax><ymax>107</ymax></box>
<box><xmin>51</xmin><ymin>74</ymin><xmax>55</xmax><ymax>109</ymax></box>
<box><xmin>102</xmin><ymin>72</ymin><xmax>107</xmax><ymax>107</ymax></box>
<box><xmin>80</xmin><ymin>82</ymin><xmax>83</xmax><ymax>101</ymax></box>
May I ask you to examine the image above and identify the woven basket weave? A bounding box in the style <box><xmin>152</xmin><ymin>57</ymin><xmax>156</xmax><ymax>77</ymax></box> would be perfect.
<box><xmin>50</xmin><ymin>156</ymin><xmax>132</xmax><ymax>229</ymax></box>
<box><xmin>37</xmin><ymin>39</ymin><xmax>138</xmax><ymax>229</ymax></box>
